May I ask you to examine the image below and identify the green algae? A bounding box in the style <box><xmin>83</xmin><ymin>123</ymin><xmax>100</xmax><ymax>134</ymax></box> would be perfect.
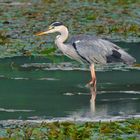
<box><xmin>0</xmin><ymin>118</ymin><xmax>139</xmax><ymax>139</ymax></box>
<box><xmin>0</xmin><ymin>0</ymin><xmax>140</xmax><ymax>58</ymax></box>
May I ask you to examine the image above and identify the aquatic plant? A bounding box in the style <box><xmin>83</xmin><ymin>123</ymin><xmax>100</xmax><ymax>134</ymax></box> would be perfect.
<box><xmin>0</xmin><ymin>0</ymin><xmax>140</xmax><ymax>58</ymax></box>
<box><xmin>0</xmin><ymin>118</ymin><xmax>139</xmax><ymax>139</ymax></box>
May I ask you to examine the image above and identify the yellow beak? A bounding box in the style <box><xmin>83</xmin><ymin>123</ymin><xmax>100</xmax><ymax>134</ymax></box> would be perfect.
<box><xmin>35</xmin><ymin>31</ymin><xmax>48</xmax><ymax>36</ymax></box>
<box><xmin>35</xmin><ymin>26</ymin><xmax>53</xmax><ymax>36</ymax></box>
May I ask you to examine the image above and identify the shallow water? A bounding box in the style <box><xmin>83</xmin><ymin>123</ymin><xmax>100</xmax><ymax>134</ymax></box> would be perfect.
<box><xmin>0</xmin><ymin>42</ymin><xmax>140</xmax><ymax>121</ymax></box>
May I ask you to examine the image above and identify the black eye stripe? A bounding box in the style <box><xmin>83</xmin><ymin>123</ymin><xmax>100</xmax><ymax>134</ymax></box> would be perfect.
<box><xmin>51</xmin><ymin>22</ymin><xmax>63</xmax><ymax>27</ymax></box>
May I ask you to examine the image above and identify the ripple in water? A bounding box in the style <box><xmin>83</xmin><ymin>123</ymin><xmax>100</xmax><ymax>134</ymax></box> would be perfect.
<box><xmin>0</xmin><ymin>108</ymin><xmax>34</xmax><ymax>113</ymax></box>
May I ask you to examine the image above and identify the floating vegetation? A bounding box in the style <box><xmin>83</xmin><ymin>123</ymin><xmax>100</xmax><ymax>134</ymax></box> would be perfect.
<box><xmin>0</xmin><ymin>31</ymin><xmax>10</xmax><ymax>45</ymax></box>
<box><xmin>0</xmin><ymin>118</ymin><xmax>139</xmax><ymax>139</ymax></box>
<box><xmin>0</xmin><ymin>0</ymin><xmax>140</xmax><ymax>58</ymax></box>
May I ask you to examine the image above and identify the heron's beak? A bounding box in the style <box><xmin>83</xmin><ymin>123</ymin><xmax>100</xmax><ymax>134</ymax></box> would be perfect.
<box><xmin>35</xmin><ymin>26</ymin><xmax>53</xmax><ymax>36</ymax></box>
<box><xmin>35</xmin><ymin>31</ymin><xmax>48</xmax><ymax>36</ymax></box>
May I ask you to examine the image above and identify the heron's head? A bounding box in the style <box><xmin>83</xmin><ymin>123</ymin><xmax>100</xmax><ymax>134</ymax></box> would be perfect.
<box><xmin>35</xmin><ymin>22</ymin><xmax>67</xmax><ymax>36</ymax></box>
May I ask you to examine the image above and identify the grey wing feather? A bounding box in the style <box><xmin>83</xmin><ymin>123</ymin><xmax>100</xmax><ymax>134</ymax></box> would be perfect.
<box><xmin>70</xmin><ymin>35</ymin><xmax>136</xmax><ymax>65</ymax></box>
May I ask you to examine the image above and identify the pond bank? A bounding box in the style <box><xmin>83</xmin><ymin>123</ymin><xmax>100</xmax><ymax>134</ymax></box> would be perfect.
<box><xmin>0</xmin><ymin>118</ymin><xmax>140</xmax><ymax>139</ymax></box>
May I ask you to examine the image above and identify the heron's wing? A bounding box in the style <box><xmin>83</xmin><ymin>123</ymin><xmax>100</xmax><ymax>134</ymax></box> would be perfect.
<box><xmin>69</xmin><ymin>35</ymin><xmax>97</xmax><ymax>43</ymax></box>
<box><xmin>71</xmin><ymin>36</ymin><xmax>135</xmax><ymax>65</ymax></box>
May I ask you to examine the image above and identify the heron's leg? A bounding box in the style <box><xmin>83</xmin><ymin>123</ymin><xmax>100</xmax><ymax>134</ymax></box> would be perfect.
<box><xmin>89</xmin><ymin>64</ymin><xmax>96</xmax><ymax>91</ymax></box>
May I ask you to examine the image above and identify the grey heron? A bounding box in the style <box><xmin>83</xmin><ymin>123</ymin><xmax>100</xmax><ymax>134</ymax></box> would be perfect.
<box><xmin>36</xmin><ymin>22</ymin><xmax>136</xmax><ymax>90</ymax></box>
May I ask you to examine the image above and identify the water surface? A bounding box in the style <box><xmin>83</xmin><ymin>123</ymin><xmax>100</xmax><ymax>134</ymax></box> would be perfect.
<box><xmin>0</xmin><ymin>42</ymin><xmax>140</xmax><ymax>121</ymax></box>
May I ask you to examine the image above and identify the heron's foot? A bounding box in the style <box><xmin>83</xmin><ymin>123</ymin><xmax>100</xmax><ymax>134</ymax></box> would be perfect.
<box><xmin>87</xmin><ymin>79</ymin><xmax>96</xmax><ymax>91</ymax></box>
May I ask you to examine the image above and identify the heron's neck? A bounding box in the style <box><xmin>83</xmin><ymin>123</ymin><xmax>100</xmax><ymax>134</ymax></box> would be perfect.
<box><xmin>55</xmin><ymin>27</ymin><xmax>69</xmax><ymax>45</ymax></box>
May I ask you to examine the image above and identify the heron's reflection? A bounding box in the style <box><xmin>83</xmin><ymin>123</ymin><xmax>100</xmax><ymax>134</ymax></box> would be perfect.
<box><xmin>68</xmin><ymin>85</ymin><xmax>97</xmax><ymax>119</ymax></box>
<box><xmin>89</xmin><ymin>85</ymin><xmax>96</xmax><ymax>114</ymax></box>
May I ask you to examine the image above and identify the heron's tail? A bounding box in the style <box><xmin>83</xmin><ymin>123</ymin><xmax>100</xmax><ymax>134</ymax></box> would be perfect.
<box><xmin>119</xmin><ymin>49</ymin><xmax>136</xmax><ymax>65</ymax></box>
<box><xmin>123</xmin><ymin>56</ymin><xmax>136</xmax><ymax>65</ymax></box>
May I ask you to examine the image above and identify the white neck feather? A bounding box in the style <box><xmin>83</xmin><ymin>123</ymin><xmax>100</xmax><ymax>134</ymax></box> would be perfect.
<box><xmin>55</xmin><ymin>26</ymin><xmax>68</xmax><ymax>43</ymax></box>
<box><xmin>55</xmin><ymin>26</ymin><xmax>69</xmax><ymax>52</ymax></box>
